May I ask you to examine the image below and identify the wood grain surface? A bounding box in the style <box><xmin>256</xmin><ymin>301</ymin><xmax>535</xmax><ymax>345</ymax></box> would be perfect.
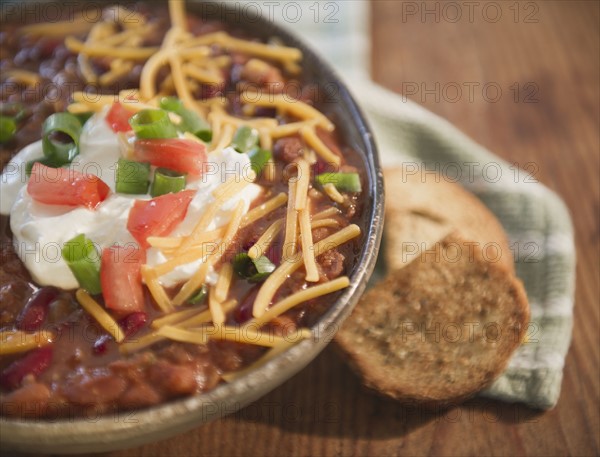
<box><xmin>69</xmin><ymin>2</ymin><xmax>599</xmax><ymax>456</ymax></box>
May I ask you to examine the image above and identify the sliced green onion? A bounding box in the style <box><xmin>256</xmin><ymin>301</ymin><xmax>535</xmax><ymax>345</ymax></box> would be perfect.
<box><xmin>0</xmin><ymin>102</ymin><xmax>28</xmax><ymax>122</ymax></box>
<box><xmin>151</xmin><ymin>168</ymin><xmax>186</xmax><ymax>197</ymax></box>
<box><xmin>231</xmin><ymin>126</ymin><xmax>259</xmax><ymax>153</ymax></box>
<box><xmin>178</xmin><ymin>111</ymin><xmax>210</xmax><ymax>139</ymax></box>
<box><xmin>315</xmin><ymin>172</ymin><xmax>362</xmax><ymax>193</ymax></box>
<box><xmin>159</xmin><ymin>97</ymin><xmax>185</xmax><ymax>113</ymax></box>
<box><xmin>248</xmin><ymin>148</ymin><xmax>272</xmax><ymax>176</ymax></box>
<box><xmin>115</xmin><ymin>158</ymin><xmax>150</xmax><ymax>194</ymax></box>
<box><xmin>232</xmin><ymin>253</ymin><xmax>276</xmax><ymax>283</ymax></box>
<box><xmin>74</xmin><ymin>112</ymin><xmax>94</xmax><ymax>126</ymax></box>
<box><xmin>0</xmin><ymin>116</ymin><xmax>17</xmax><ymax>143</ymax></box>
<box><xmin>62</xmin><ymin>234</ymin><xmax>102</xmax><ymax>294</ymax></box>
<box><xmin>129</xmin><ymin>109</ymin><xmax>178</xmax><ymax>139</ymax></box>
<box><xmin>188</xmin><ymin>285</ymin><xmax>208</xmax><ymax>305</ymax></box>
<box><xmin>159</xmin><ymin>97</ymin><xmax>212</xmax><ymax>141</ymax></box>
<box><xmin>42</xmin><ymin>112</ymin><xmax>82</xmax><ymax>165</ymax></box>
<box><xmin>195</xmin><ymin>127</ymin><xmax>212</xmax><ymax>143</ymax></box>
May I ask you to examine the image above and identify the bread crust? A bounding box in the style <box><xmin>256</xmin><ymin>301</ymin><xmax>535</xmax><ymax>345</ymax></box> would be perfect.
<box><xmin>383</xmin><ymin>166</ymin><xmax>514</xmax><ymax>272</ymax></box>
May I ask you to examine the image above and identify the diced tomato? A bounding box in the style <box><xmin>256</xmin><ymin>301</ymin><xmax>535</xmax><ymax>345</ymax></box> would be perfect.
<box><xmin>100</xmin><ymin>245</ymin><xmax>145</xmax><ymax>314</ymax></box>
<box><xmin>27</xmin><ymin>163</ymin><xmax>110</xmax><ymax>210</ymax></box>
<box><xmin>133</xmin><ymin>139</ymin><xmax>207</xmax><ymax>176</ymax></box>
<box><xmin>127</xmin><ymin>190</ymin><xmax>196</xmax><ymax>248</ymax></box>
<box><xmin>106</xmin><ymin>102</ymin><xmax>134</xmax><ymax>133</ymax></box>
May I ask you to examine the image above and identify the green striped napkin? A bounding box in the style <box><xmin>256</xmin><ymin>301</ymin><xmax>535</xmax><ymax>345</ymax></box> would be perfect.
<box><xmin>348</xmin><ymin>80</ymin><xmax>575</xmax><ymax>410</ymax></box>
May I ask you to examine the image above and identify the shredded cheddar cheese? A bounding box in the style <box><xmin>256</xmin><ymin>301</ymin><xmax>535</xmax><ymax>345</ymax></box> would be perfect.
<box><xmin>208</xmin><ymin>284</ymin><xmax>226</xmax><ymax>326</ymax></box>
<box><xmin>323</xmin><ymin>182</ymin><xmax>345</xmax><ymax>203</ymax></box>
<box><xmin>300</xmin><ymin>126</ymin><xmax>341</xmax><ymax>166</ymax></box>
<box><xmin>248</xmin><ymin>219</ymin><xmax>284</xmax><ymax>259</ymax></box>
<box><xmin>299</xmin><ymin>200</ymin><xmax>320</xmax><ymax>282</ymax></box>
<box><xmin>253</xmin><ymin>225</ymin><xmax>361</xmax><ymax>317</ymax></box>
<box><xmin>282</xmin><ymin>178</ymin><xmax>299</xmax><ymax>261</ymax></box>
<box><xmin>0</xmin><ymin>330</ymin><xmax>55</xmax><ymax>355</ymax></box>
<box><xmin>246</xmin><ymin>277</ymin><xmax>350</xmax><ymax>328</ymax></box>
<box><xmin>151</xmin><ymin>307</ymin><xmax>206</xmax><ymax>329</ymax></box>
<box><xmin>141</xmin><ymin>266</ymin><xmax>173</xmax><ymax>312</ymax></box>
<box><xmin>76</xmin><ymin>289</ymin><xmax>125</xmax><ymax>343</ymax></box>
<box><xmin>214</xmin><ymin>263</ymin><xmax>234</xmax><ymax>303</ymax></box>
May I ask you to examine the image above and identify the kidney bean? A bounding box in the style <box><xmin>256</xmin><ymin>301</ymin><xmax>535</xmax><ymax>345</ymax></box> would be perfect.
<box><xmin>0</xmin><ymin>346</ymin><xmax>53</xmax><ymax>390</ymax></box>
<box><xmin>93</xmin><ymin>334</ymin><xmax>111</xmax><ymax>355</ymax></box>
<box><xmin>33</xmin><ymin>37</ymin><xmax>62</xmax><ymax>59</ymax></box>
<box><xmin>120</xmin><ymin>312</ymin><xmax>147</xmax><ymax>339</ymax></box>
<box><xmin>273</xmin><ymin>137</ymin><xmax>303</xmax><ymax>164</ymax></box>
<box><xmin>200</xmin><ymin>81</ymin><xmax>225</xmax><ymax>99</ymax></box>
<box><xmin>93</xmin><ymin>312</ymin><xmax>147</xmax><ymax>355</ymax></box>
<box><xmin>16</xmin><ymin>286</ymin><xmax>59</xmax><ymax>331</ymax></box>
<box><xmin>234</xmin><ymin>285</ymin><xmax>260</xmax><ymax>324</ymax></box>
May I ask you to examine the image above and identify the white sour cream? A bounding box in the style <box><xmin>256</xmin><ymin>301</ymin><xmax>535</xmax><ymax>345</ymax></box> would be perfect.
<box><xmin>0</xmin><ymin>110</ymin><xmax>261</xmax><ymax>289</ymax></box>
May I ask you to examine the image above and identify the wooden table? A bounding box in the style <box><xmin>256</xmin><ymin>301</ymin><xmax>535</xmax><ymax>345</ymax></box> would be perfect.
<box><xmin>108</xmin><ymin>2</ymin><xmax>599</xmax><ymax>456</ymax></box>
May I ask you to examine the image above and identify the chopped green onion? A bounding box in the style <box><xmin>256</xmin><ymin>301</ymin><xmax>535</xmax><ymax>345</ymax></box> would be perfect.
<box><xmin>151</xmin><ymin>168</ymin><xmax>186</xmax><ymax>197</ymax></box>
<box><xmin>232</xmin><ymin>253</ymin><xmax>276</xmax><ymax>283</ymax></box>
<box><xmin>0</xmin><ymin>102</ymin><xmax>28</xmax><ymax>122</ymax></box>
<box><xmin>62</xmin><ymin>234</ymin><xmax>102</xmax><ymax>294</ymax></box>
<box><xmin>74</xmin><ymin>112</ymin><xmax>94</xmax><ymax>126</ymax></box>
<box><xmin>115</xmin><ymin>158</ymin><xmax>150</xmax><ymax>194</ymax></box>
<box><xmin>42</xmin><ymin>112</ymin><xmax>82</xmax><ymax>165</ymax></box>
<box><xmin>248</xmin><ymin>148</ymin><xmax>272</xmax><ymax>176</ymax></box>
<box><xmin>129</xmin><ymin>109</ymin><xmax>178</xmax><ymax>139</ymax></box>
<box><xmin>195</xmin><ymin>128</ymin><xmax>212</xmax><ymax>143</ymax></box>
<box><xmin>0</xmin><ymin>116</ymin><xmax>17</xmax><ymax>143</ymax></box>
<box><xmin>158</xmin><ymin>97</ymin><xmax>185</xmax><ymax>113</ymax></box>
<box><xmin>159</xmin><ymin>97</ymin><xmax>212</xmax><ymax>141</ymax></box>
<box><xmin>315</xmin><ymin>172</ymin><xmax>362</xmax><ymax>193</ymax></box>
<box><xmin>231</xmin><ymin>126</ymin><xmax>259</xmax><ymax>153</ymax></box>
<box><xmin>188</xmin><ymin>285</ymin><xmax>208</xmax><ymax>305</ymax></box>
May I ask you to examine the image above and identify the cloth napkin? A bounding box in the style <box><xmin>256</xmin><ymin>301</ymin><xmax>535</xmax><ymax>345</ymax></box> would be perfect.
<box><xmin>233</xmin><ymin>0</ymin><xmax>576</xmax><ymax>410</ymax></box>
<box><xmin>347</xmin><ymin>79</ymin><xmax>576</xmax><ymax>410</ymax></box>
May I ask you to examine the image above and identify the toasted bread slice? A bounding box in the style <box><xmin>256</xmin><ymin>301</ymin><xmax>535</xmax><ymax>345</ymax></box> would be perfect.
<box><xmin>335</xmin><ymin>234</ymin><xmax>529</xmax><ymax>406</ymax></box>
<box><xmin>385</xmin><ymin>207</ymin><xmax>453</xmax><ymax>268</ymax></box>
<box><xmin>383</xmin><ymin>167</ymin><xmax>514</xmax><ymax>272</ymax></box>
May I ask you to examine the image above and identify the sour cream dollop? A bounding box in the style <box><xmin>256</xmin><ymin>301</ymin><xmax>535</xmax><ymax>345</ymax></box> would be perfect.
<box><xmin>0</xmin><ymin>110</ymin><xmax>262</xmax><ymax>289</ymax></box>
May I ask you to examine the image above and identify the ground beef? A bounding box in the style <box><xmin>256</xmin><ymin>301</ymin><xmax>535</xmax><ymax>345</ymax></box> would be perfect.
<box><xmin>0</xmin><ymin>382</ymin><xmax>50</xmax><ymax>418</ymax></box>
<box><xmin>311</xmin><ymin>227</ymin><xmax>332</xmax><ymax>243</ymax></box>
<box><xmin>239</xmin><ymin>58</ymin><xmax>285</xmax><ymax>92</ymax></box>
<box><xmin>317</xmin><ymin>249</ymin><xmax>345</xmax><ymax>281</ymax></box>
<box><xmin>273</xmin><ymin>136</ymin><xmax>304</xmax><ymax>163</ymax></box>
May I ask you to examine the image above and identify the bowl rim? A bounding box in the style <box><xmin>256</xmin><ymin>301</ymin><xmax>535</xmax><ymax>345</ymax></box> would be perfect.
<box><xmin>0</xmin><ymin>1</ymin><xmax>384</xmax><ymax>453</ymax></box>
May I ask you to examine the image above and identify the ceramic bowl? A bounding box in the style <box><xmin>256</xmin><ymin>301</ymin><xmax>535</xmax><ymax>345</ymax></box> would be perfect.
<box><xmin>0</xmin><ymin>2</ymin><xmax>384</xmax><ymax>453</ymax></box>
